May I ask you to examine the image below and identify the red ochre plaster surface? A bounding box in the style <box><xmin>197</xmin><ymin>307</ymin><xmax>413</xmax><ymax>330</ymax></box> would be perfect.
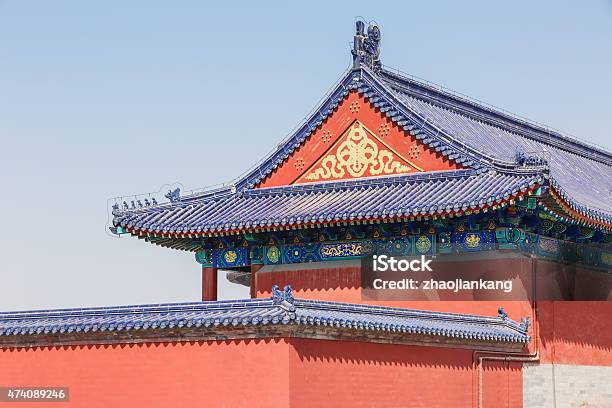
<box><xmin>481</xmin><ymin>361</ymin><xmax>523</xmax><ymax>408</ymax></box>
<box><xmin>289</xmin><ymin>339</ymin><xmax>496</xmax><ymax>408</ymax></box>
<box><xmin>256</xmin><ymin>259</ymin><xmax>612</xmax><ymax>367</ymax></box>
<box><xmin>0</xmin><ymin>339</ymin><xmax>291</xmax><ymax>408</ymax></box>
<box><xmin>0</xmin><ymin>337</ymin><xmax>524</xmax><ymax>408</ymax></box>
<box><xmin>537</xmin><ymin>301</ymin><xmax>612</xmax><ymax>366</ymax></box>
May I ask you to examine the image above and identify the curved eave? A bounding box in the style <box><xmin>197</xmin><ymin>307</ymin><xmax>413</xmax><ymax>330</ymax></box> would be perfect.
<box><xmin>115</xmin><ymin>177</ymin><xmax>544</xmax><ymax>244</ymax></box>
<box><xmin>541</xmin><ymin>186</ymin><xmax>612</xmax><ymax>231</ymax></box>
<box><xmin>548</xmin><ymin>178</ymin><xmax>612</xmax><ymax>226</ymax></box>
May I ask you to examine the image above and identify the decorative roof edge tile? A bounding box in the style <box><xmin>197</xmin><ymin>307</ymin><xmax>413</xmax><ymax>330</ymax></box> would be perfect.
<box><xmin>543</xmin><ymin>186</ymin><xmax>612</xmax><ymax>230</ymax></box>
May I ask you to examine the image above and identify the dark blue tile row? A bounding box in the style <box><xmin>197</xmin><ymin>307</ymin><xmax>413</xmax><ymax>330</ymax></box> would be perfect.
<box><xmin>0</xmin><ymin>287</ymin><xmax>529</xmax><ymax>344</ymax></box>
<box><xmin>113</xmin><ymin>170</ymin><xmax>542</xmax><ymax>235</ymax></box>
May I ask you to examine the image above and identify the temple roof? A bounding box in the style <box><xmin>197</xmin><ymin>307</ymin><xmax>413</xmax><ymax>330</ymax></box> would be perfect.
<box><xmin>111</xmin><ymin>25</ymin><xmax>612</xmax><ymax>240</ymax></box>
<box><xmin>114</xmin><ymin>169</ymin><xmax>542</xmax><ymax>239</ymax></box>
<box><xmin>0</xmin><ymin>286</ymin><xmax>530</xmax><ymax>348</ymax></box>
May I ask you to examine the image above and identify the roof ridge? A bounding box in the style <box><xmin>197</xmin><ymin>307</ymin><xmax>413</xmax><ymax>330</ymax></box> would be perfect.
<box><xmin>0</xmin><ymin>290</ymin><xmax>512</xmax><ymax>326</ymax></box>
<box><xmin>0</xmin><ymin>287</ymin><xmax>530</xmax><ymax>340</ymax></box>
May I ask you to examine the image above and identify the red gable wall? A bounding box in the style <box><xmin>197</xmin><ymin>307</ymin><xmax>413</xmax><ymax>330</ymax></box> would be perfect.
<box><xmin>258</xmin><ymin>91</ymin><xmax>462</xmax><ymax>188</ymax></box>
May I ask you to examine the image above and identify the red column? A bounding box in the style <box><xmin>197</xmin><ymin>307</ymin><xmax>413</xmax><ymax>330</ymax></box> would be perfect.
<box><xmin>202</xmin><ymin>266</ymin><xmax>218</xmax><ymax>301</ymax></box>
<box><xmin>250</xmin><ymin>264</ymin><xmax>263</xmax><ymax>298</ymax></box>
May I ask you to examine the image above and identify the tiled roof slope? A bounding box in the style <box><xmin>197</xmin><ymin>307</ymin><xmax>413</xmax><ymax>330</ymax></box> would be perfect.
<box><xmin>378</xmin><ymin>69</ymin><xmax>612</xmax><ymax>217</ymax></box>
<box><xmin>114</xmin><ymin>170</ymin><xmax>542</xmax><ymax>236</ymax></box>
<box><xmin>0</xmin><ymin>286</ymin><xmax>530</xmax><ymax>347</ymax></box>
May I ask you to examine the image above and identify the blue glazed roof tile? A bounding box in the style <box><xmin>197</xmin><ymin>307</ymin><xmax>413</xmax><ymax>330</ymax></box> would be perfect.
<box><xmin>113</xmin><ymin>170</ymin><xmax>543</xmax><ymax>235</ymax></box>
<box><xmin>0</xmin><ymin>287</ymin><xmax>530</xmax><ymax>345</ymax></box>
<box><xmin>379</xmin><ymin>70</ymin><xmax>612</xmax><ymax>218</ymax></box>
<box><xmin>110</xmin><ymin>66</ymin><xmax>612</xmax><ymax>233</ymax></box>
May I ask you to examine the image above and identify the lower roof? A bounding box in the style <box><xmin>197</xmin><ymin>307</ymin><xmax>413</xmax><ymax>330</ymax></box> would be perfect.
<box><xmin>0</xmin><ymin>286</ymin><xmax>529</xmax><ymax>349</ymax></box>
<box><xmin>112</xmin><ymin>169</ymin><xmax>543</xmax><ymax>239</ymax></box>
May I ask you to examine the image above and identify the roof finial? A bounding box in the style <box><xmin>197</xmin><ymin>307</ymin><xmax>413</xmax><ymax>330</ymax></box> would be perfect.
<box><xmin>165</xmin><ymin>188</ymin><xmax>181</xmax><ymax>203</ymax></box>
<box><xmin>521</xmin><ymin>316</ymin><xmax>531</xmax><ymax>331</ymax></box>
<box><xmin>352</xmin><ymin>20</ymin><xmax>381</xmax><ymax>71</ymax></box>
<box><xmin>271</xmin><ymin>284</ymin><xmax>295</xmax><ymax>305</ymax></box>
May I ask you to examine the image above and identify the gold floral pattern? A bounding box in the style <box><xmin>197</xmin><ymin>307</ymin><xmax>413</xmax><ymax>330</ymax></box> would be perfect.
<box><xmin>464</xmin><ymin>233</ymin><xmax>481</xmax><ymax>248</ymax></box>
<box><xmin>320</xmin><ymin>242</ymin><xmax>372</xmax><ymax>257</ymax></box>
<box><xmin>302</xmin><ymin>121</ymin><xmax>417</xmax><ymax>181</ymax></box>
<box><xmin>378</xmin><ymin>122</ymin><xmax>390</xmax><ymax>137</ymax></box>
<box><xmin>223</xmin><ymin>250</ymin><xmax>237</xmax><ymax>263</ymax></box>
<box><xmin>408</xmin><ymin>146</ymin><xmax>420</xmax><ymax>159</ymax></box>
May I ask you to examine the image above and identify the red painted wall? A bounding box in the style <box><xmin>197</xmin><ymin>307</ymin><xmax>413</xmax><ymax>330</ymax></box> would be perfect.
<box><xmin>481</xmin><ymin>361</ymin><xmax>523</xmax><ymax>408</ymax></box>
<box><xmin>255</xmin><ymin>259</ymin><xmax>532</xmax><ymax>321</ymax></box>
<box><xmin>537</xmin><ymin>301</ymin><xmax>612</xmax><ymax>365</ymax></box>
<box><xmin>256</xmin><ymin>257</ymin><xmax>612</xmax><ymax>367</ymax></box>
<box><xmin>0</xmin><ymin>339</ymin><xmax>290</xmax><ymax>408</ymax></box>
<box><xmin>531</xmin><ymin>260</ymin><xmax>612</xmax><ymax>366</ymax></box>
<box><xmin>256</xmin><ymin>264</ymin><xmax>362</xmax><ymax>303</ymax></box>
<box><xmin>0</xmin><ymin>337</ymin><xmax>524</xmax><ymax>408</ymax></box>
<box><xmin>288</xmin><ymin>338</ymin><xmax>485</xmax><ymax>408</ymax></box>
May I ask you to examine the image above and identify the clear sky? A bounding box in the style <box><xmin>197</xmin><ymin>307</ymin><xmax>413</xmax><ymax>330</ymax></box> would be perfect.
<box><xmin>1</xmin><ymin>1</ymin><xmax>611</xmax><ymax>311</ymax></box>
